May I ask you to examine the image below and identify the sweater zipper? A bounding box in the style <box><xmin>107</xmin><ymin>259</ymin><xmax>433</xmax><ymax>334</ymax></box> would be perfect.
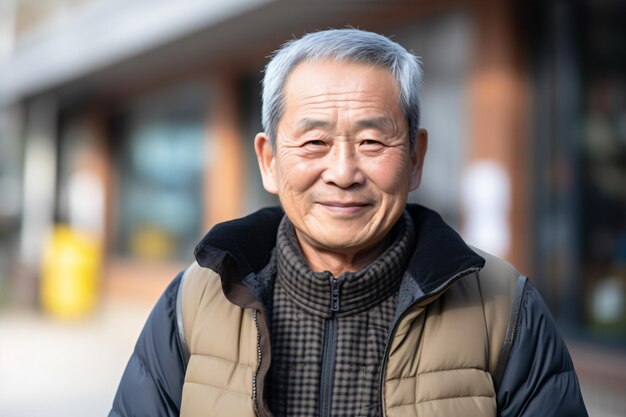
<box><xmin>377</xmin><ymin>266</ymin><xmax>482</xmax><ymax>417</ymax></box>
<box><xmin>319</xmin><ymin>275</ymin><xmax>342</xmax><ymax>417</ymax></box>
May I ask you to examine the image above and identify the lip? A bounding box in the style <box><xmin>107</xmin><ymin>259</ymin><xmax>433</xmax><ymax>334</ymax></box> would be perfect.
<box><xmin>318</xmin><ymin>201</ymin><xmax>370</xmax><ymax>214</ymax></box>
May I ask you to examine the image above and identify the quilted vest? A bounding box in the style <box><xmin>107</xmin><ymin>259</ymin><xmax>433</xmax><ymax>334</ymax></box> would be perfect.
<box><xmin>178</xmin><ymin>248</ymin><xmax>524</xmax><ymax>417</ymax></box>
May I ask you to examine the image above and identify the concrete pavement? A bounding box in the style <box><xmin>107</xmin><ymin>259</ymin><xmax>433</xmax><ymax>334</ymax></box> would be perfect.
<box><xmin>0</xmin><ymin>300</ymin><xmax>152</xmax><ymax>417</ymax></box>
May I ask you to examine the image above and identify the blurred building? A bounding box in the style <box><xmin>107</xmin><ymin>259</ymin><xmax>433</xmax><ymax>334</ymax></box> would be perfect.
<box><xmin>0</xmin><ymin>0</ymin><xmax>625</xmax><ymax>414</ymax></box>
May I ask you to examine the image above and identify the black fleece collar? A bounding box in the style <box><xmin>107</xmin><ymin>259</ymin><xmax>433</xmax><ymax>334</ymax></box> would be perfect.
<box><xmin>193</xmin><ymin>204</ymin><xmax>485</xmax><ymax>310</ymax></box>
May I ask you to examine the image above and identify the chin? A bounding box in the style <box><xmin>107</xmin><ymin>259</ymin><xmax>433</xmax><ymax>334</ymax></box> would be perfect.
<box><xmin>315</xmin><ymin>233</ymin><xmax>368</xmax><ymax>251</ymax></box>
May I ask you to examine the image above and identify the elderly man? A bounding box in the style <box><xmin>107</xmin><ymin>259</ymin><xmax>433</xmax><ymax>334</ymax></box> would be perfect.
<box><xmin>110</xmin><ymin>29</ymin><xmax>587</xmax><ymax>417</ymax></box>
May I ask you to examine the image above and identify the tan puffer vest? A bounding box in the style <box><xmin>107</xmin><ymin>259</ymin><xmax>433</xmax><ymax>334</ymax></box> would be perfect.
<box><xmin>178</xmin><ymin>248</ymin><xmax>524</xmax><ymax>417</ymax></box>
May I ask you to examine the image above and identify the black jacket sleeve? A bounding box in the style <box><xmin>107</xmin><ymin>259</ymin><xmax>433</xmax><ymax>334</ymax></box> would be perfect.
<box><xmin>109</xmin><ymin>273</ymin><xmax>186</xmax><ymax>417</ymax></box>
<box><xmin>497</xmin><ymin>281</ymin><xmax>588</xmax><ymax>417</ymax></box>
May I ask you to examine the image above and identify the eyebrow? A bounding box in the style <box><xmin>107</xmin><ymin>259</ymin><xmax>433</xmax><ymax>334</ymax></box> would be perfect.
<box><xmin>295</xmin><ymin>118</ymin><xmax>332</xmax><ymax>132</ymax></box>
<box><xmin>355</xmin><ymin>117</ymin><xmax>395</xmax><ymax>131</ymax></box>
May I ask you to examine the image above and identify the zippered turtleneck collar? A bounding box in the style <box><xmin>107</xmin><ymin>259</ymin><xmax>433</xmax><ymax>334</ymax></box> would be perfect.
<box><xmin>274</xmin><ymin>212</ymin><xmax>415</xmax><ymax>319</ymax></box>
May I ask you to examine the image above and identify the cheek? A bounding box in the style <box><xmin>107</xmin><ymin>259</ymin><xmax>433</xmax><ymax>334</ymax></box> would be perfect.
<box><xmin>277</xmin><ymin>155</ymin><xmax>324</xmax><ymax>193</ymax></box>
<box><xmin>364</xmin><ymin>157</ymin><xmax>411</xmax><ymax>194</ymax></box>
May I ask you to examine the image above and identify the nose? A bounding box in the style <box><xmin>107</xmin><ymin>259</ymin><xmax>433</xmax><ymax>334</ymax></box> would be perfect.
<box><xmin>320</xmin><ymin>141</ymin><xmax>365</xmax><ymax>188</ymax></box>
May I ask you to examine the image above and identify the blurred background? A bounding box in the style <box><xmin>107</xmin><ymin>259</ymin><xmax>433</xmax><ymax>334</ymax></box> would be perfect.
<box><xmin>0</xmin><ymin>0</ymin><xmax>624</xmax><ymax>415</ymax></box>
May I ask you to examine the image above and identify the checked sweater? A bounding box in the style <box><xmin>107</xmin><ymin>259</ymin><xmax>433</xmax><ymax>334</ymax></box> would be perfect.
<box><xmin>267</xmin><ymin>213</ymin><xmax>415</xmax><ymax>417</ymax></box>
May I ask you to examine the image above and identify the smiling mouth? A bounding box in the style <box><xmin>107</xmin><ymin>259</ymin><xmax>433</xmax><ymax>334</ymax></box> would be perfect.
<box><xmin>318</xmin><ymin>202</ymin><xmax>371</xmax><ymax>214</ymax></box>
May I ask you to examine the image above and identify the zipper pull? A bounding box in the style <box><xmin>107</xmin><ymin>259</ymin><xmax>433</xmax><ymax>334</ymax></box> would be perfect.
<box><xmin>330</xmin><ymin>276</ymin><xmax>341</xmax><ymax>312</ymax></box>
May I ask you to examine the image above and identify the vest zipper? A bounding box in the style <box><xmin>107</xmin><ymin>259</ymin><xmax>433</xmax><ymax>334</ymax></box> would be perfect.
<box><xmin>377</xmin><ymin>266</ymin><xmax>482</xmax><ymax>417</ymax></box>
<box><xmin>253</xmin><ymin>308</ymin><xmax>275</xmax><ymax>417</ymax></box>
<box><xmin>319</xmin><ymin>275</ymin><xmax>342</xmax><ymax>417</ymax></box>
<box><xmin>252</xmin><ymin>309</ymin><xmax>264</xmax><ymax>417</ymax></box>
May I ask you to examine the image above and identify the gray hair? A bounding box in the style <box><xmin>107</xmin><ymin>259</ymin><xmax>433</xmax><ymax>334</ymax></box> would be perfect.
<box><xmin>262</xmin><ymin>28</ymin><xmax>423</xmax><ymax>147</ymax></box>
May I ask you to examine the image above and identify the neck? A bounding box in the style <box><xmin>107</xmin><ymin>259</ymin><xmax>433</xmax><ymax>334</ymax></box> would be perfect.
<box><xmin>295</xmin><ymin>232</ymin><xmax>392</xmax><ymax>277</ymax></box>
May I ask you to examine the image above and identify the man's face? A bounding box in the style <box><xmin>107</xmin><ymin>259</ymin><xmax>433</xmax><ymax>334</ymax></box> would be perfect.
<box><xmin>256</xmin><ymin>59</ymin><xmax>427</xmax><ymax>258</ymax></box>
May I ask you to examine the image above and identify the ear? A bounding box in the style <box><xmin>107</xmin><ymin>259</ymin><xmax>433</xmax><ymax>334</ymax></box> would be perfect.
<box><xmin>254</xmin><ymin>132</ymin><xmax>279</xmax><ymax>194</ymax></box>
<box><xmin>409</xmin><ymin>128</ymin><xmax>428</xmax><ymax>191</ymax></box>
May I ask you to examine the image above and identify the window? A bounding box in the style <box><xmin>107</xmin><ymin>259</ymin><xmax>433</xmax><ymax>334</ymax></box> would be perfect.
<box><xmin>111</xmin><ymin>84</ymin><xmax>207</xmax><ymax>262</ymax></box>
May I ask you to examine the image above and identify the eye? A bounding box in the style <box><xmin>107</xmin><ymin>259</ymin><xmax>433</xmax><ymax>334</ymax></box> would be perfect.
<box><xmin>303</xmin><ymin>140</ymin><xmax>326</xmax><ymax>147</ymax></box>
<box><xmin>360</xmin><ymin>139</ymin><xmax>385</xmax><ymax>150</ymax></box>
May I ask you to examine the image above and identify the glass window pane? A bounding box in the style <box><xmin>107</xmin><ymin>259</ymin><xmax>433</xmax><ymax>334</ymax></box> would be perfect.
<box><xmin>112</xmin><ymin>85</ymin><xmax>206</xmax><ymax>262</ymax></box>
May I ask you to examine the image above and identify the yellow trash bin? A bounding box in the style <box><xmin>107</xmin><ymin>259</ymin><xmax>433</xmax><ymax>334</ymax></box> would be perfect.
<box><xmin>41</xmin><ymin>225</ymin><xmax>102</xmax><ymax>319</ymax></box>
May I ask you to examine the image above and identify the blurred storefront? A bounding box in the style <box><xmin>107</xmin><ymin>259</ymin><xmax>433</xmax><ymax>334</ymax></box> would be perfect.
<box><xmin>531</xmin><ymin>0</ymin><xmax>626</xmax><ymax>343</ymax></box>
<box><xmin>0</xmin><ymin>0</ymin><xmax>625</xmax><ymax>414</ymax></box>
<box><xmin>528</xmin><ymin>2</ymin><xmax>626</xmax><ymax>414</ymax></box>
